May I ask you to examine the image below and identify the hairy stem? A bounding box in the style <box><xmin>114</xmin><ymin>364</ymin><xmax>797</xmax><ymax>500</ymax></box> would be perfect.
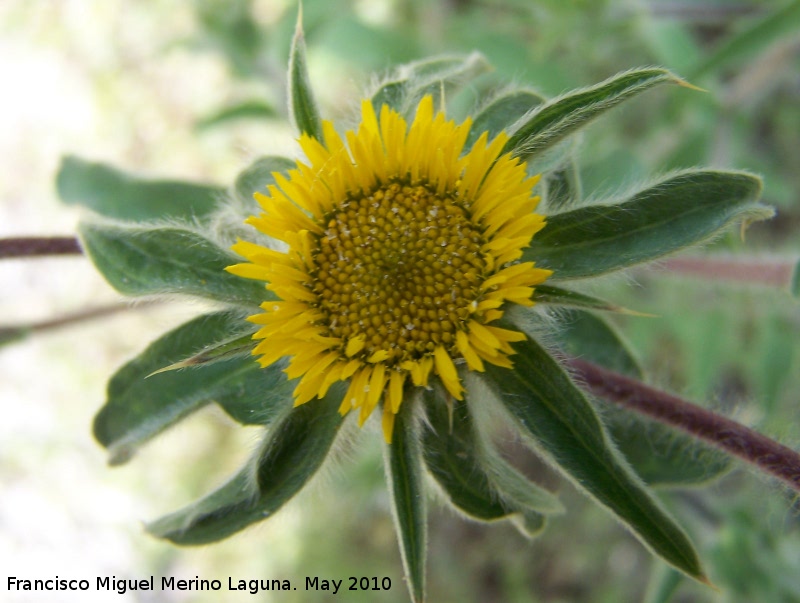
<box><xmin>659</xmin><ymin>256</ymin><xmax>796</xmax><ymax>289</ymax></box>
<box><xmin>0</xmin><ymin>236</ymin><xmax>82</xmax><ymax>259</ymax></box>
<box><xmin>568</xmin><ymin>358</ymin><xmax>800</xmax><ymax>492</ymax></box>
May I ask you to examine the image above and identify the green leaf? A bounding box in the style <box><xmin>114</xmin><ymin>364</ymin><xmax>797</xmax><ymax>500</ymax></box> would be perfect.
<box><xmin>516</xmin><ymin>513</ymin><xmax>547</xmax><ymax>538</ymax></box>
<box><xmin>147</xmin><ymin>387</ymin><xmax>344</xmax><ymax>544</ymax></box>
<box><xmin>690</xmin><ymin>0</ymin><xmax>800</xmax><ymax>79</ymax></box>
<box><xmin>94</xmin><ymin>312</ymin><xmax>292</xmax><ymax>464</ymax></box>
<box><xmin>479</xmin><ymin>336</ymin><xmax>708</xmax><ymax>582</ymax></box>
<box><xmin>792</xmin><ymin>258</ymin><xmax>800</xmax><ymax>299</ymax></box>
<box><xmin>371</xmin><ymin>80</ymin><xmax>406</xmax><ymax>114</ymax></box>
<box><xmin>554</xmin><ymin>309</ymin><xmax>731</xmax><ymax>487</ymax></box>
<box><xmin>371</xmin><ymin>54</ymin><xmax>490</xmax><ymax>116</ymax></box>
<box><xmin>532</xmin><ymin>284</ymin><xmax>648</xmax><ymax>316</ymax></box>
<box><xmin>421</xmin><ymin>388</ymin><xmax>561</xmax><ymax>534</ymax></box>
<box><xmin>288</xmin><ymin>8</ymin><xmax>323</xmax><ymax>140</ymax></box>
<box><xmin>525</xmin><ymin>170</ymin><xmax>771</xmax><ymax>280</ymax></box>
<box><xmin>150</xmin><ymin>333</ymin><xmax>255</xmax><ymax>375</ymax></box>
<box><xmin>57</xmin><ymin>155</ymin><xmax>225</xmax><ymax>222</ymax></box>
<box><xmin>554</xmin><ymin>309</ymin><xmax>644</xmax><ymax>378</ymax></box>
<box><xmin>78</xmin><ymin>221</ymin><xmax>268</xmax><ymax>307</ymax></box>
<box><xmin>544</xmin><ymin>160</ymin><xmax>582</xmax><ymax>210</ymax></box>
<box><xmin>402</xmin><ymin>53</ymin><xmax>490</xmax><ymax>117</ymax></box>
<box><xmin>486</xmin><ymin>88</ymin><xmax>578</xmax><ymax>187</ymax></box>
<box><xmin>605</xmin><ymin>409</ymin><xmax>732</xmax><ymax>488</ymax></box>
<box><xmin>466</xmin><ymin>89</ymin><xmax>544</xmax><ymax>149</ymax></box>
<box><xmin>385</xmin><ymin>394</ymin><xmax>427</xmax><ymax>603</ymax></box>
<box><xmin>234</xmin><ymin>155</ymin><xmax>297</xmax><ymax>206</ymax></box>
<box><xmin>195</xmin><ymin>99</ymin><xmax>277</xmax><ymax>130</ymax></box>
<box><xmin>504</xmin><ymin>68</ymin><xmax>682</xmax><ymax>160</ymax></box>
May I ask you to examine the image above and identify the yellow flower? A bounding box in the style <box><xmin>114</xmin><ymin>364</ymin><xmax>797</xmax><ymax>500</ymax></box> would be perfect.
<box><xmin>227</xmin><ymin>96</ymin><xmax>551</xmax><ymax>442</ymax></box>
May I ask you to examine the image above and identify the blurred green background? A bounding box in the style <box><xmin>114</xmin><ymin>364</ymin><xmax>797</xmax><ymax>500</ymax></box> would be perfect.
<box><xmin>1</xmin><ymin>1</ymin><xmax>799</xmax><ymax>601</ymax></box>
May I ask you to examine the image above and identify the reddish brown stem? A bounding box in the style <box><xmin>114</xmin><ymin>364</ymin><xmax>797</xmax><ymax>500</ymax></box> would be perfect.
<box><xmin>0</xmin><ymin>236</ymin><xmax>82</xmax><ymax>259</ymax></box>
<box><xmin>660</xmin><ymin>256</ymin><xmax>795</xmax><ymax>289</ymax></box>
<box><xmin>0</xmin><ymin>301</ymin><xmax>160</xmax><ymax>344</ymax></box>
<box><xmin>568</xmin><ymin>357</ymin><xmax>800</xmax><ymax>492</ymax></box>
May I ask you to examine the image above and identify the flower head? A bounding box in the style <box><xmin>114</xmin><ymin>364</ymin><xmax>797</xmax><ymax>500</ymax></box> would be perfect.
<box><xmin>227</xmin><ymin>95</ymin><xmax>550</xmax><ymax>442</ymax></box>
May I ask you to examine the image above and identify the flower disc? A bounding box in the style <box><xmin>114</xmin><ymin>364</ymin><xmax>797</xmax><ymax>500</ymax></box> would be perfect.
<box><xmin>227</xmin><ymin>96</ymin><xmax>551</xmax><ymax>441</ymax></box>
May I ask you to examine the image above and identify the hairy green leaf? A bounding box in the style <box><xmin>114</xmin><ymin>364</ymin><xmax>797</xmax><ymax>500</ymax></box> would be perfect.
<box><xmin>78</xmin><ymin>221</ymin><xmax>267</xmax><ymax>306</ymax></box>
<box><xmin>288</xmin><ymin>9</ymin><xmax>323</xmax><ymax>140</ymax></box>
<box><xmin>480</xmin><ymin>337</ymin><xmax>707</xmax><ymax>582</ymax></box>
<box><xmin>94</xmin><ymin>312</ymin><xmax>291</xmax><ymax>464</ymax></box>
<box><xmin>371</xmin><ymin>80</ymin><xmax>406</xmax><ymax>114</ymax></box>
<box><xmin>150</xmin><ymin>333</ymin><xmax>255</xmax><ymax>375</ymax></box>
<box><xmin>555</xmin><ymin>309</ymin><xmax>644</xmax><ymax>378</ymax></box>
<box><xmin>525</xmin><ymin>170</ymin><xmax>770</xmax><ymax>280</ymax></box>
<box><xmin>504</xmin><ymin>68</ymin><xmax>682</xmax><ymax>160</ymax></box>
<box><xmin>385</xmin><ymin>395</ymin><xmax>427</xmax><ymax>603</ymax></box>
<box><xmin>148</xmin><ymin>387</ymin><xmax>344</xmax><ymax>544</ymax></box>
<box><xmin>465</xmin><ymin>89</ymin><xmax>545</xmax><ymax>149</ymax></box>
<box><xmin>234</xmin><ymin>155</ymin><xmax>297</xmax><ymax>206</ymax></box>
<box><xmin>57</xmin><ymin>155</ymin><xmax>224</xmax><ymax>222</ymax></box>
<box><xmin>545</xmin><ymin>160</ymin><xmax>582</xmax><ymax>210</ymax></box>
<box><xmin>532</xmin><ymin>285</ymin><xmax>646</xmax><ymax>316</ymax></box>
<box><xmin>371</xmin><ymin>54</ymin><xmax>490</xmax><ymax>116</ymax></box>
<box><xmin>421</xmin><ymin>388</ymin><xmax>561</xmax><ymax>533</ymax></box>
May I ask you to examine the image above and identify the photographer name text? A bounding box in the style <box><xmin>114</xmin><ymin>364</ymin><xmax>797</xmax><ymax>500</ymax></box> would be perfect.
<box><xmin>7</xmin><ymin>575</ymin><xmax>393</xmax><ymax>596</ymax></box>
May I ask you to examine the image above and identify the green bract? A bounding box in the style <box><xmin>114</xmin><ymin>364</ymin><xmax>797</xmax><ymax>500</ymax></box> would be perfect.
<box><xmin>63</xmin><ymin>15</ymin><xmax>774</xmax><ymax>603</ymax></box>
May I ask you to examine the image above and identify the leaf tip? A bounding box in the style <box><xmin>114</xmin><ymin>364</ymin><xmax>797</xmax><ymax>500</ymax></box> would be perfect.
<box><xmin>146</xmin><ymin>359</ymin><xmax>192</xmax><ymax>378</ymax></box>
<box><xmin>294</xmin><ymin>1</ymin><xmax>304</xmax><ymax>39</ymax></box>
<box><xmin>739</xmin><ymin>205</ymin><xmax>775</xmax><ymax>241</ymax></box>
<box><xmin>697</xmin><ymin>573</ymin><xmax>720</xmax><ymax>592</ymax></box>
<box><xmin>673</xmin><ymin>77</ymin><xmax>707</xmax><ymax>93</ymax></box>
<box><xmin>614</xmin><ymin>305</ymin><xmax>659</xmax><ymax>318</ymax></box>
<box><xmin>143</xmin><ymin>516</ymin><xmax>172</xmax><ymax>541</ymax></box>
<box><xmin>107</xmin><ymin>443</ymin><xmax>136</xmax><ymax>466</ymax></box>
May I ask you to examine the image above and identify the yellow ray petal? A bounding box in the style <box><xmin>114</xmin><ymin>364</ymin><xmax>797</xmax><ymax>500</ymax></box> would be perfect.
<box><xmin>382</xmin><ymin>404</ymin><xmax>397</xmax><ymax>444</ymax></box>
<box><xmin>360</xmin><ymin>364</ymin><xmax>387</xmax><ymax>425</ymax></box>
<box><xmin>434</xmin><ymin>346</ymin><xmax>464</xmax><ymax>400</ymax></box>
<box><xmin>456</xmin><ymin>330</ymin><xmax>485</xmax><ymax>372</ymax></box>
<box><xmin>388</xmin><ymin>370</ymin><xmax>405</xmax><ymax>413</ymax></box>
<box><xmin>224</xmin><ymin>263</ymin><xmax>271</xmax><ymax>281</ymax></box>
<box><xmin>346</xmin><ymin>335</ymin><xmax>366</xmax><ymax>357</ymax></box>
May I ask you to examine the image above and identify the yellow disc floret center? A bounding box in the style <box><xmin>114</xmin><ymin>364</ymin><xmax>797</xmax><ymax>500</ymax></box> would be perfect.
<box><xmin>312</xmin><ymin>180</ymin><xmax>485</xmax><ymax>365</ymax></box>
<box><xmin>226</xmin><ymin>96</ymin><xmax>551</xmax><ymax>442</ymax></box>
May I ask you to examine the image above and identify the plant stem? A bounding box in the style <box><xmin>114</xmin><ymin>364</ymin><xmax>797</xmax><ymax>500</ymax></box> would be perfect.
<box><xmin>659</xmin><ymin>256</ymin><xmax>796</xmax><ymax>289</ymax></box>
<box><xmin>0</xmin><ymin>236</ymin><xmax>82</xmax><ymax>259</ymax></box>
<box><xmin>568</xmin><ymin>358</ymin><xmax>800</xmax><ymax>492</ymax></box>
<box><xmin>0</xmin><ymin>301</ymin><xmax>159</xmax><ymax>345</ymax></box>
<box><xmin>646</xmin><ymin>3</ymin><xmax>763</xmax><ymax>22</ymax></box>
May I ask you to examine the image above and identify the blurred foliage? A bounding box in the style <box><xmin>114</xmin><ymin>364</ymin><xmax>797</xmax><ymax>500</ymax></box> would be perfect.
<box><xmin>4</xmin><ymin>0</ymin><xmax>799</xmax><ymax>602</ymax></box>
